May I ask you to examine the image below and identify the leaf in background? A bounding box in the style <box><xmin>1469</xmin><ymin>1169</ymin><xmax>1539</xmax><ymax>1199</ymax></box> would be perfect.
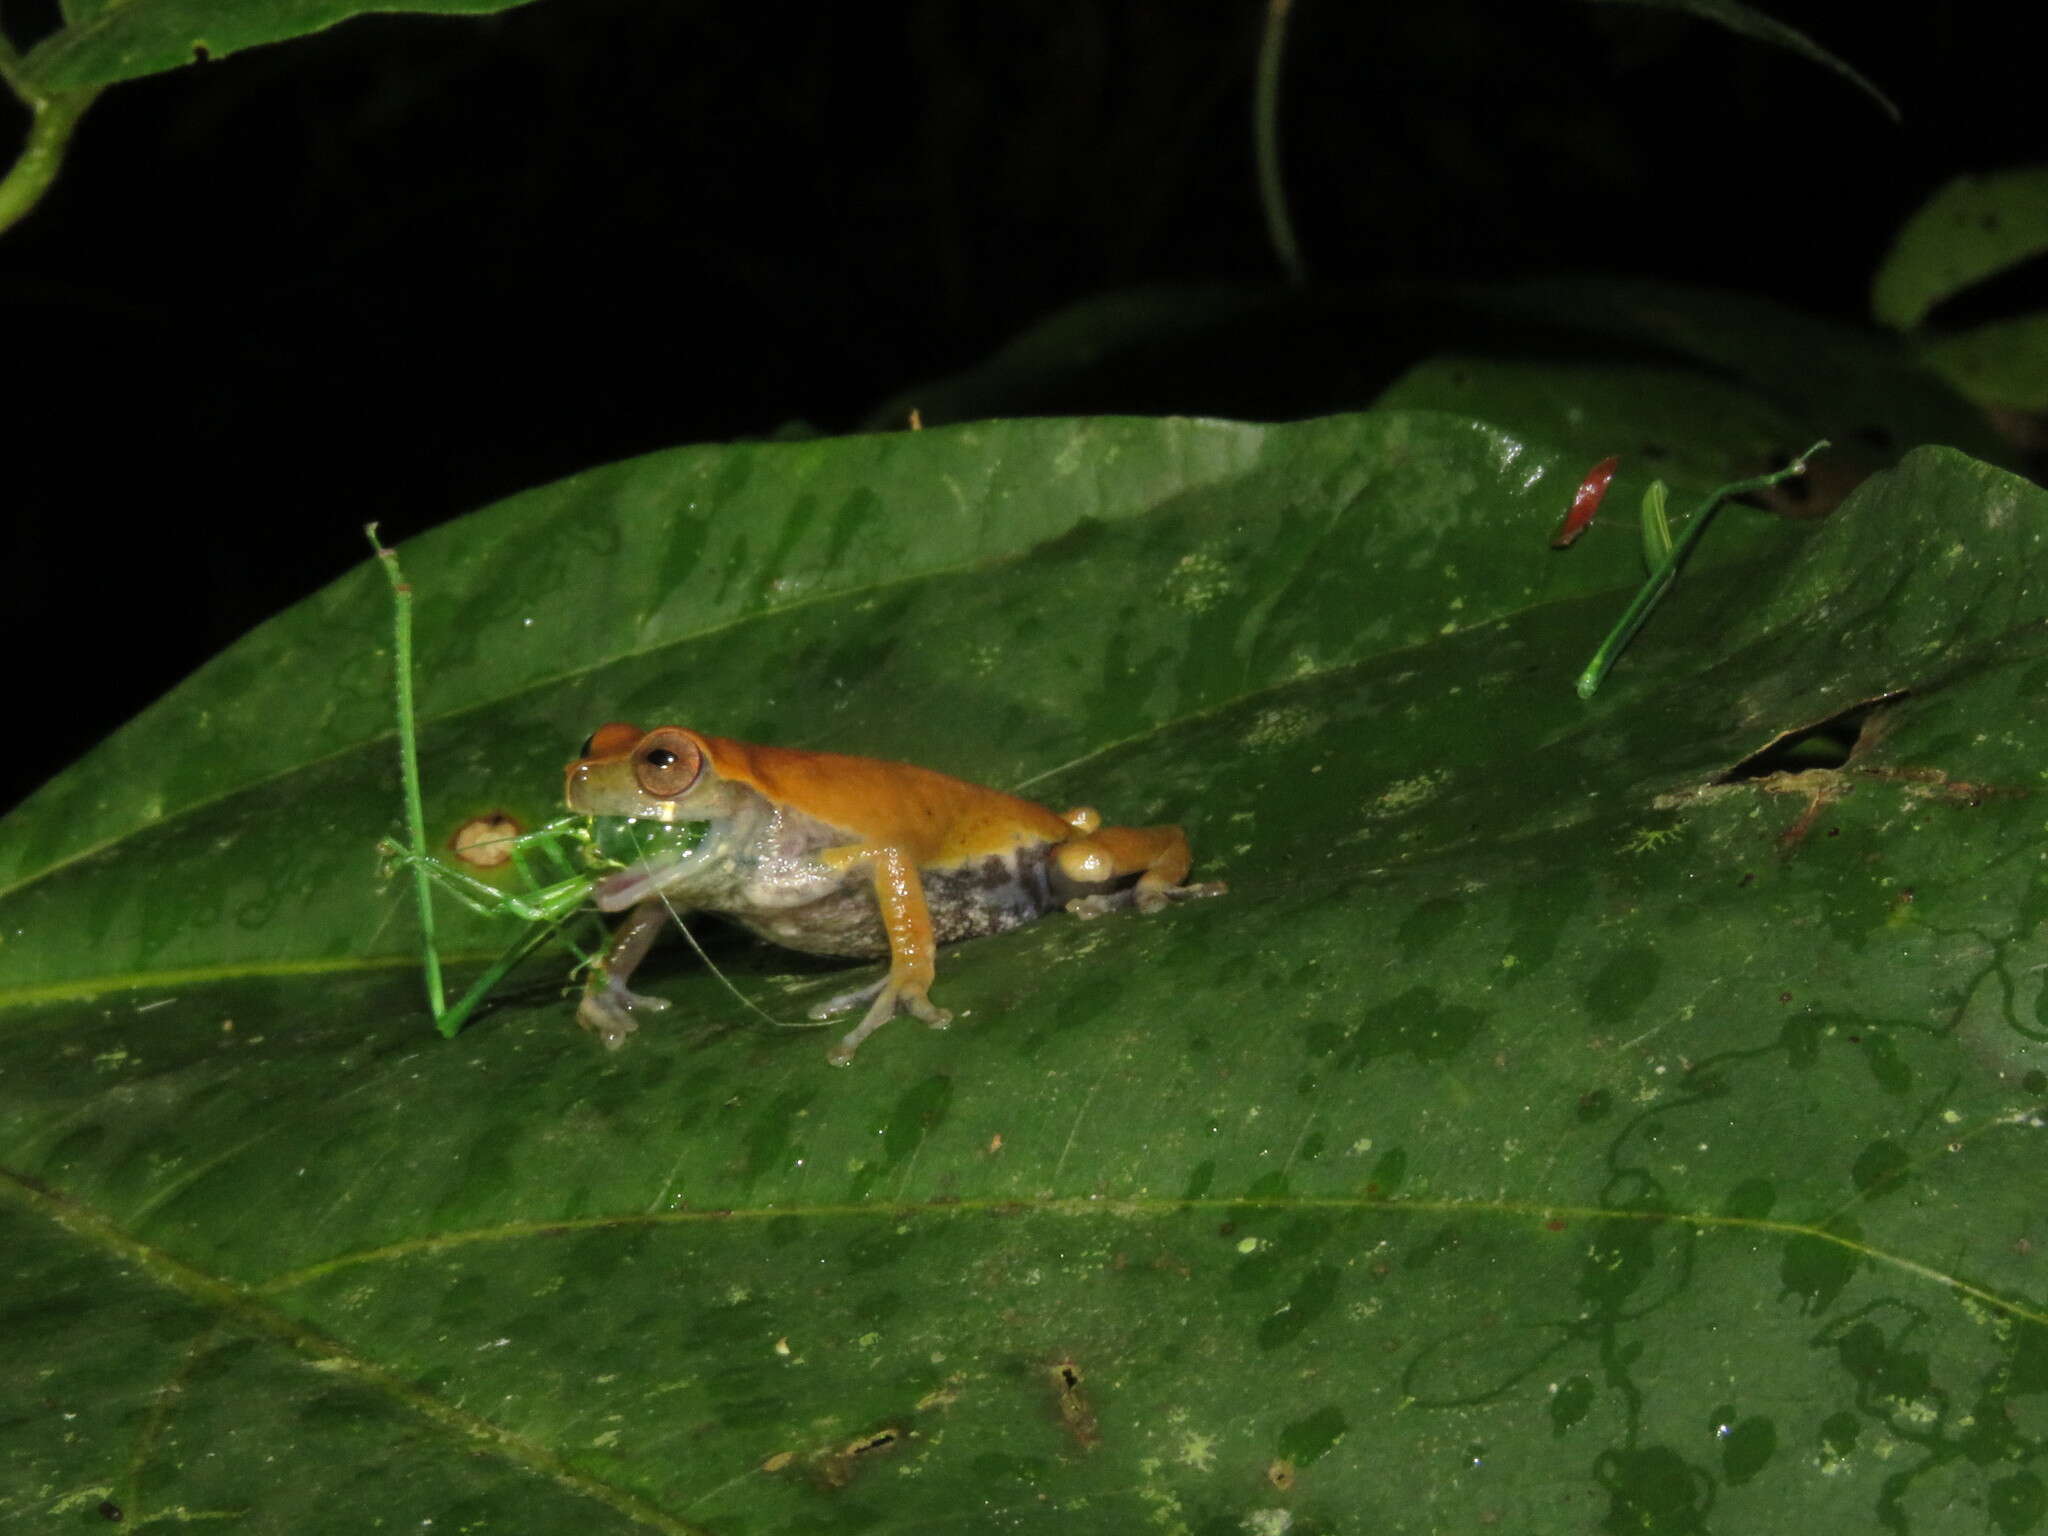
<box><xmin>1376</xmin><ymin>357</ymin><xmax>1814</xmax><ymax>499</ymax></box>
<box><xmin>1872</xmin><ymin>167</ymin><xmax>2048</xmax><ymax>332</ymax></box>
<box><xmin>4</xmin><ymin>418</ymin><xmax>2045</xmax><ymax>1532</ymax></box>
<box><xmin>871</xmin><ymin>278</ymin><xmax>2008</xmax><ymax>504</ymax></box>
<box><xmin>19</xmin><ymin>0</ymin><xmax>544</xmax><ymax>91</ymax></box>
<box><xmin>1580</xmin><ymin>0</ymin><xmax>1898</xmax><ymax>123</ymax></box>
<box><xmin>1871</xmin><ymin>167</ymin><xmax>2048</xmax><ymax>412</ymax></box>
<box><xmin>1916</xmin><ymin>313</ymin><xmax>2048</xmax><ymax>415</ymax></box>
<box><xmin>1433</xmin><ymin>277</ymin><xmax>2008</xmax><ymax>487</ymax></box>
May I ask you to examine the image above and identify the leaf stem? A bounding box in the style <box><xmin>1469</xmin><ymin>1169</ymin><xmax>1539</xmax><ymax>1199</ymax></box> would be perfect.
<box><xmin>0</xmin><ymin>32</ymin><xmax>99</xmax><ymax>238</ymax></box>
<box><xmin>433</xmin><ymin>914</ymin><xmax>573</xmax><ymax>1040</ymax></box>
<box><xmin>1253</xmin><ymin>0</ymin><xmax>1305</xmax><ymax>285</ymax></box>
<box><xmin>1576</xmin><ymin>440</ymin><xmax>1828</xmax><ymax>699</ymax></box>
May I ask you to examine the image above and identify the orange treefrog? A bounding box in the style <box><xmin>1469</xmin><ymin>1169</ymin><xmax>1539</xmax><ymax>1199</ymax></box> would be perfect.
<box><xmin>563</xmin><ymin>723</ymin><xmax>1226</xmax><ymax>1063</ymax></box>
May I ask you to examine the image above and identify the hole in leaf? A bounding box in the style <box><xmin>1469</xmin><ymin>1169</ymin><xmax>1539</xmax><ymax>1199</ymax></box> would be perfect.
<box><xmin>815</xmin><ymin>1426</ymin><xmax>905</xmax><ymax>1488</ymax></box>
<box><xmin>1049</xmin><ymin>1357</ymin><xmax>1100</xmax><ymax>1450</ymax></box>
<box><xmin>1717</xmin><ymin>694</ymin><xmax>1907</xmax><ymax>783</ymax></box>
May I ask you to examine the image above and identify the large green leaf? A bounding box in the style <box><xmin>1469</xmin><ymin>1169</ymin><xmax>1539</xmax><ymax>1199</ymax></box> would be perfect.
<box><xmin>4</xmin><ymin>417</ymin><xmax>2045</xmax><ymax>1532</ymax></box>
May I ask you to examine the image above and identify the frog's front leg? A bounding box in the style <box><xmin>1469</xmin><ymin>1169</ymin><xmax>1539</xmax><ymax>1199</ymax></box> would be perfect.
<box><xmin>812</xmin><ymin>845</ymin><xmax>953</xmax><ymax>1066</ymax></box>
<box><xmin>577</xmin><ymin>894</ymin><xmax>675</xmax><ymax>1050</ymax></box>
<box><xmin>1054</xmin><ymin>810</ymin><xmax>1229</xmax><ymax>917</ymax></box>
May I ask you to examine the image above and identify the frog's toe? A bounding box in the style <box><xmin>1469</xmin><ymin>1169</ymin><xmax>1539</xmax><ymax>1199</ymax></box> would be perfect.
<box><xmin>907</xmin><ymin>991</ymin><xmax>953</xmax><ymax>1030</ymax></box>
<box><xmin>1065</xmin><ymin>890</ymin><xmax>1130</xmax><ymax>920</ymax></box>
<box><xmin>578</xmin><ymin>1002</ymin><xmax>639</xmax><ymax>1051</ymax></box>
<box><xmin>1134</xmin><ymin>877</ymin><xmax>1229</xmax><ymax>914</ymax></box>
<box><xmin>1068</xmin><ymin>877</ymin><xmax>1228</xmax><ymax>920</ymax></box>
<box><xmin>824</xmin><ymin>980</ymin><xmax>951</xmax><ymax>1067</ymax></box>
<box><xmin>808</xmin><ymin>975</ymin><xmax>887</xmax><ymax>1022</ymax></box>
<box><xmin>577</xmin><ymin>983</ymin><xmax>669</xmax><ymax>1050</ymax></box>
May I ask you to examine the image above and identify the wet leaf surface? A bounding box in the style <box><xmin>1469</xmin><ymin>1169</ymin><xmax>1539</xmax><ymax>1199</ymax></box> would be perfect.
<box><xmin>4</xmin><ymin>416</ymin><xmax>2045</xmax><ymax>1532</ymax></box>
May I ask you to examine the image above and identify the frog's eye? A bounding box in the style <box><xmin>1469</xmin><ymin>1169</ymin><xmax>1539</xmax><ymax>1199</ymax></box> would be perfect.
<box><xmin>580</xmin><ymin>721</ymin><xmax>643</xmax><ymax>760</ymax></box>
<box><xmin>633</xmin><ymin>727</ymin><xmax>703</xmax><ymax>798</ymax></box>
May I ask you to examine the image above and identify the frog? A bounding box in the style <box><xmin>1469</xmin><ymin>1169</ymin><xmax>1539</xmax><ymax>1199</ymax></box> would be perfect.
<box><xmin>563</xmin><ymin>722</ymin><xmax>1227</xmax><ymax>1063</ymax></box>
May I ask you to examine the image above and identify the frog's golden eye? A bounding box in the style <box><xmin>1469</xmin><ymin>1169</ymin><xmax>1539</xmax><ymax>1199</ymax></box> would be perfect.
<box><xmin>580</xmin><ymin>721</ymin><xmax>643</xmax><ymax>760</ymax></box>
<box><xmin>633</xmin><ymin>727</ymin><xmax>703</xmax><ymax>798</ymax></box>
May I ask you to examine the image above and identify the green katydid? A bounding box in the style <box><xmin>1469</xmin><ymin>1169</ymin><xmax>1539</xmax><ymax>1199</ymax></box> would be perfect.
<box><xmin>364</xmin><ymin>525</ymin><xmax>710</xmax><ymax>1039</ymax></box>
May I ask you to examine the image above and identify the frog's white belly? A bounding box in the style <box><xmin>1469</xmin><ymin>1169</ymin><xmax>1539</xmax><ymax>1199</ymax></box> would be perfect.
<box><xmin>616</xmin><ymin>792</ymin><xmax>1130</xmax><ymax>960</ymax></box>
<box><xmin>736</xmin><ymin>846</ymin><xmax>1065</xmax><ymax>958</ymax></box>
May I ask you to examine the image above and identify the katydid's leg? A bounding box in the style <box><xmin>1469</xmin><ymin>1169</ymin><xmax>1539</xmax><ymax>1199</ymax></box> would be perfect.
<box><xmin>377</xmin><ymin>837</ymin><xmax>594</xmax><ymax>924</ymax></box>
<box><xmin>578</xmin><ymin>895</ymin><xmax>675</xmax><ymax>1050</ymax></box>
<box><xmin>368</xmin><ymin>526</ymin><xmax>447</xmax><ymax>1021</ymax></box>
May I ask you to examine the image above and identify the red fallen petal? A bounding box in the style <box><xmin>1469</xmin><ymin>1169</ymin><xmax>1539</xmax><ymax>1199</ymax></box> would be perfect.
<box><xmin>1551</xmin><ymin>454</ymin><xmax>1619</xmax><ymax>549</ymax></box>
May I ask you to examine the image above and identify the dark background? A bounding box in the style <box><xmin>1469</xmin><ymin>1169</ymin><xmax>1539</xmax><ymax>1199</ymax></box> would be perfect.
<box><xmin>4</xmin><ymin>0</ymin><xmax>2043</xmax><ymax>815</ymax></box>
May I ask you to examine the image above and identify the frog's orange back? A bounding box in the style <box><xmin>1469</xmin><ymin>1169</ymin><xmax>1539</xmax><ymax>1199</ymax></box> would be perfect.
<box><xmin>693</xmin><ymin>734</ymin><xmax>1073</xmax><ymax>866</ymax></box>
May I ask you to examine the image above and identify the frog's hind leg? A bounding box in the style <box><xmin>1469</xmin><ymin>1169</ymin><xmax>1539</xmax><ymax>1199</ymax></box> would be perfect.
<box><xmin>814</xmin><ymin>846</ymin><xmax>955</xmax><ymax>1066</ymax></box>
<box><xmin>1055</xmin><ymin>816</ymin><xmax>1228</xmax><ymax>918</ymax></box>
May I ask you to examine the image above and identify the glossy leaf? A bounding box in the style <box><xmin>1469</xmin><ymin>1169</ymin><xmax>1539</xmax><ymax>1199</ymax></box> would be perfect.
<box><xmin>4</xmin><ymin>418</ymin><xmax>2046</xmax><ymax>1533</ymax></box>
<box><xmin>20</xmin><ymin>0</ymin><xmax>542</xmax><ymax>91</ymax></box>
